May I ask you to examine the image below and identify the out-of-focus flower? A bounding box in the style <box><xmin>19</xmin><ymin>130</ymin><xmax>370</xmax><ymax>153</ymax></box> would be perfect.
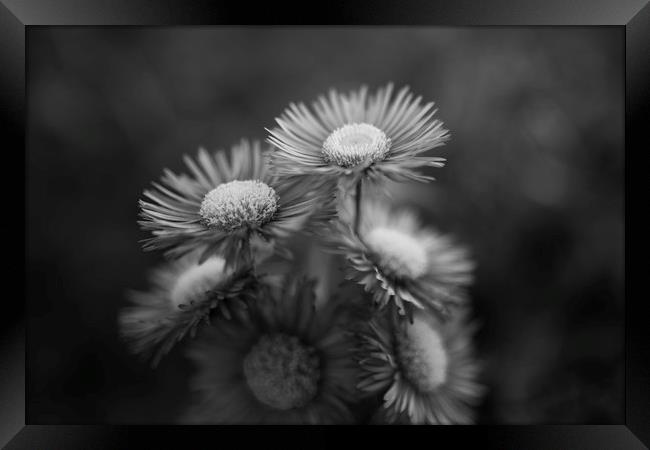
<box><xmin>119</xmin><ymin>251</ymin><xmax>256</xmax><ymax>366</ymax></box>
<box><xmin>328</xmin><ymin>200</ymin><xmax>474</xmax><ymax>318</ymax></box>
<box><xmin>138</xmin><ymin>139</ymin><xmax>336</xmax><ymax>267</ymax></box>
<box><xmin>267</xmin><ymin>83</ymin><xmax>449</xmax><ymax>188</ymax></box>
<box><xmin>184</xmin><ymin>278</ymin><xmax>358</xmax><ymax>424</ymax></box>
<box><xmin>357</xmin><ymin>309</ymin><xmax>483</xmax><ymax>424</ymax></box>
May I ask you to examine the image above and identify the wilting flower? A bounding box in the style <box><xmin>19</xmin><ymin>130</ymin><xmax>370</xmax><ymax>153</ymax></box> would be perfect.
<box><xmin>357</xmin><ymin>309</ymin><xmax>483</xmax><ymax>424</ymax></box>
<box><xmin>329</xmin><ymin>200</ymin><xmax>474</xmax><ymax>318</ymax></box>
<box><xmin>267</xmin><ymin>83</ymin><xmax>449</xmax><ymax>187</ymax></box>
<box><xmin>138</xmin><ymin>139</ymin><xmax>335</xmax><ymax>267</ymax></box>
<box><xmin>119</xmin><ymin>251</ymin><xmax>256</xmax><ymax>366</ymax></box>
<box><xmin>184</xmin><ymin>278</ymin><xmax>358</xmax><ymax>424</ymax></box>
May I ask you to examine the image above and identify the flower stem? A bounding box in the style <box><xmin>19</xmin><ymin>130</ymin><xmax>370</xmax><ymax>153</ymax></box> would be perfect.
<box><xmin>354</xmin><ymin>179</ymin><xmax>362</xmax><ymax>234</ymax></box>
<box><xmin>245</xmin><ymin>234</ymin><xmax>256</xmax><ymax>278</ymax></box>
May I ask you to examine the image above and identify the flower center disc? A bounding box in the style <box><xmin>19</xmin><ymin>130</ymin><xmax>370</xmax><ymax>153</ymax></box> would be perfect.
<box><xmin>243</xmin><ymin>333</ymin><xmax>320</xmax><ymax>410</ymax></box>
<box><xmin>199</xmin><ymin>180</ymin><xmax>279</xmax><ymax>232</ymax></box>
<box><xmin>169</xmin><ymin>256</ymin><xmax>228</xmax><ymax>308</ymax></box>
<box><xmin>322</xmin><ymin>123</ymin><xmax>391</xmax><ymax>168</ymax></box>
<box><xmin>365</xmin><ymin>227</ymin><xmax>428</xmax><ymax>279</ymax></box>
<box><xmin>396</xmin><ymin>315</ymin><xmax>449</xmax><ymax>393</ymax></box>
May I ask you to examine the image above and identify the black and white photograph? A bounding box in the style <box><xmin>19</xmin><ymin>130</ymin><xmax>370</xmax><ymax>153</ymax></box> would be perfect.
<box><xmin>3</xmin><ymin>0</ymin><xmax>648</xmax><ymax>447</ymax></box>
<box><xmin>26</xmin><ymin>26</ymin><xmax>624</xmax><ymax>425</ymax></box>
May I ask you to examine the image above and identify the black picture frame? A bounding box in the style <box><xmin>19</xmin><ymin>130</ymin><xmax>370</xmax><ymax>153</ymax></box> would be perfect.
<box><xmin>5</xmin><ymin>1</ymin><xmax>648</xmax><ymax>448</ymax></box>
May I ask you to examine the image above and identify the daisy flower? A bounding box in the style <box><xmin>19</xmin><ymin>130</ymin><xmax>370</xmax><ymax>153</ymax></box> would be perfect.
<box><xmin>184</xmin><ymin>278</ymin><xmax>358</xmax><ymax>424</ymax></box>
<box><xmin>357</xmin><ymin>309</ymin><xmax>483</xmax><ymax>424</ymax></box>
<box><xmin>138</xmin><ymin>139</ymin><xmax>335</xmax><ymax>267</ymax></box>
<box><xmin>119</xmin><ymin>251</ymin><xmax>256</xmax><ymax>366</ymax></box>
<box><xmin>329</xmin><ymin>200</ymin><xmax>474</xmax><ymax>318</ymax></box>
<box><xmin>267</xmin><ymin>83</ymin><xmax>449</xmax><ymax>187</ymax></box>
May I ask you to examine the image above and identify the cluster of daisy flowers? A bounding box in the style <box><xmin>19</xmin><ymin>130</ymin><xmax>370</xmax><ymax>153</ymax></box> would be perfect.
<box><xmin>120</xmin><ymin>83</ymin><xmax>484</xmax><ymax>424</ymax></box>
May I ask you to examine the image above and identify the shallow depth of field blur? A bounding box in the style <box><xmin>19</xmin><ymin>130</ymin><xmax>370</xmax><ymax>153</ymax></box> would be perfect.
<box><xmin>26</xmin><ymin>27</ymin><xmax>624</xmax><ymax>423</ymax></box>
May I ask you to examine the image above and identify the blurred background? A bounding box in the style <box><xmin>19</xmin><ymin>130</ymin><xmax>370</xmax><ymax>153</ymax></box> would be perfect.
<box><xmin>26</xmin><ymin>27</ymin><xmax>624</xmax><ymax>424</ymax></box>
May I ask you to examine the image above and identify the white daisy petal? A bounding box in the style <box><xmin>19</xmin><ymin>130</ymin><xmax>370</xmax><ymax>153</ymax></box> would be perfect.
<box><xmin>356</xmin><ymin>309</ymin><xmax>483</xmax><ymax>424</ymax></box>
<box><xmin>139</xmin><ymin>139</ymin><xmax>337</xmax><ymax>267</ymax></box>
<box><xmin>267</xmin><ymin>84</ymin><xmax>450</xmax><ymax>186</ymax></box>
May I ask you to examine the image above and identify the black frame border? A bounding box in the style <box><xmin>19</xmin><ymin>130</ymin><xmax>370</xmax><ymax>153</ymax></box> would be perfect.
<box><xmin>6</xmin><ymin>1</ymin><xmax>648</xmax><ymax>448</ymax></box>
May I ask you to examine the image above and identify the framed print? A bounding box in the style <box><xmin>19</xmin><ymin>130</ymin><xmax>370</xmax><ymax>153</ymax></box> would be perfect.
<box><xmin>4</xmin><ymin>0</ymin><xmax>649</xmax><ymax>447</ymax></box>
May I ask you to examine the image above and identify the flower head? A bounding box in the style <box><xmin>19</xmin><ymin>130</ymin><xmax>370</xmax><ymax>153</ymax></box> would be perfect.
<box><xmin>184</xmin><ymin>278</ymin><xmax>358</xmax><ymax>424</ymax></box>
<box><xmin>357</xmin><ymin>309</ymin><xmax>483</xmax><ymax>424</ymax></box>
<box><xmin>267</xmin><ymin>83</ymin><xmax>449</xmax><ymax>187</ymax></box>
<box><xmin>119</xmin><ymin>251</ymin><xmax>256</xmax><ymax>366</ymax></box>
<box><xmin>328</xmin><ymin>201</ymin><xmax>474</xmax><ymax>318</ymax></box>
<box><xmin>138</xmin><ymin>139</ymin><xmax>336</xmax><ymax>267</ymax></box>
<box><xmin>199</xmin><ymin>180</ymin><xmax>279</xmax><ymax>231</ymax></box>
<box><xmin>322</xmin><ymin>123</ymin><xmax>391</xmax><ymax>168</ymax></box>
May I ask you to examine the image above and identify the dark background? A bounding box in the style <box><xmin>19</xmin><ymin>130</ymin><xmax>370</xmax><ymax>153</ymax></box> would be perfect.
<box><xmin>26</xmin><ymin>27</ymin><xmax>624</xmax><ymax>424</ymax></box>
